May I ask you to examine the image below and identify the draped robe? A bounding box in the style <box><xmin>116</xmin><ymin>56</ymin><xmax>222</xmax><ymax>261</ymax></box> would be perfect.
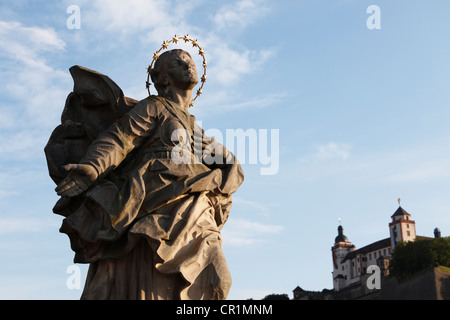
<box><xmin>51</xmin><ymin>93</ymin><xmax>244</xmax><ymax>300</ymax></box>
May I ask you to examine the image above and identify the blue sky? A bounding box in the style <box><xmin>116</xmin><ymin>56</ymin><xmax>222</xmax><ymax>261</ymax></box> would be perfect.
<box><xmin>1</xmin><ymin>0</ymin><xmax>450</xmax><ymax>300</ymax></box>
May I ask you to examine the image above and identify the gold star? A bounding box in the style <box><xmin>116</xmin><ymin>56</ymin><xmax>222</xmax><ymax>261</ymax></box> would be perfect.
<box><xmin>146</xmin><ymin>35</ymin><xmax>208</xmax><ymax>106</ymax></box>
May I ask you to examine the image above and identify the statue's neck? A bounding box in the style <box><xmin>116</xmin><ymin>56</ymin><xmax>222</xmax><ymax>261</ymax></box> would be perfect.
<box><xmin>162</xmin><ymin>87</ymin><xmax>193</xmax><ymax>113</ymax></box>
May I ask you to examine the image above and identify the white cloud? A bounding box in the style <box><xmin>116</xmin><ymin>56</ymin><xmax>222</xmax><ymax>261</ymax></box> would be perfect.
<box><xmin>292</xmin><ymin>136</ymin><xmax>450</xmax><ymax>186</ymax></box>
<box><xmin>196</xmin><ymin>91</ymin><xmax>285</xmax><ymax>117</ymax></box>
<box><xmin>212</xmin><ymin>0</ymin><xmax>270</xmax><ymax>30</ymax></box>
<box><xmin>297</xmin><ymin>142</ymin><xmax>351</xmax><ymax>176</ymax></box>
<box><xmin>75</xmin><ymin>0</ymin><xmax>270</xmax><ymax>37</ymax></box>
<box><xmin>0</xmin><ymin>107</ymin><xmax>17</xmax><ymax>129</ymax></box>
<box><xmin>346</xmin><ymin>140</ymin><xmax>450</xmax><ymax>186</ymax></box>
<box><xmin>222</xmin><ymin>218</ymin><xmax>283</xmax><ymax>246</ymax></box>
<box><xmin>206</xmin><ymin>38</ymin><xmax>275</xmax><ymax>86</ymax></box>
<box><xmin>232</xmin><ymin>197</ymin><xmax>279</xmax><ymax>216</ymax></box>
<box><xmin>377</xmin><ymin>160</ymin><xmax>450</xmax><ymax>184</ymax></box>
<box><xmin>0</xmin><ymin>275</ymin><xmax>75</xmax><ymax>300</ymax></box>
<box><xmin>0</xmin><ymin>20</ymin><xmax>70</xmax><ymax>128</ymax></box>
<box><xmin>0</xmin><ymin>217</ymin><xmax>59</xmax><ymax>235</ymax></box>
<box><xmin>0</xmin><ymin>21</ymin><xmax>66</xmax><ymax>64</ymax></box>
<box><xmin>315</xmin><ymin>142</ymin><xmax>351</xmax><ymax>161</ymax></box>
<box><xmin>72</xmin><ymin>0</ymin><xmax>195</xmax><ymax>43</ymax></box>
<box><xmin>67</xmin><ymin>1</ymin><xmax>275</xmax><ymax>89</ymax></box>
<box><xmin>0</xmin><ymin>129</ymin><xmax>51</xmax><ymax>162</ymax></box>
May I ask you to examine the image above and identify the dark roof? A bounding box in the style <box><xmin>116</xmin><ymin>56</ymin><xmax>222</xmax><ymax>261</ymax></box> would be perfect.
<box><xmin>343</xmin><ymin>238</ymin><xmax>391</xmax><ymax>262</ymax></box>
<box><xmin>391</xmin><ymin>206</ymin><xmax>411</xmax><ymax>218</ymax></box>
<box><xmin>416</xmin><ymin>235</ymin><xmax>434</xmax><ymax>241</ymax></box>
<box><xmin>335</xmin><ymin>225</ymin><xmax>348</xmax><ymax>243</ymax></box>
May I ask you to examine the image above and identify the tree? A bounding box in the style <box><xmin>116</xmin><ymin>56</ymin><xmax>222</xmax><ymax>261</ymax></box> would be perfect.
<box><xmin>262</xmin><ymin>293</ymin><xmax>290</xmax><ymax>300</ymax></box>
<box><xmin>390</xmin><ymin>237</ymin><xmax>450</xmax><ymax>279</ymax></box>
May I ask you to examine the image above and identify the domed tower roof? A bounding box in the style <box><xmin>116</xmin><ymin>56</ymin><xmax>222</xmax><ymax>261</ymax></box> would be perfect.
<box><xmin>335</xmin><ymin>225</ymin><xmax>348</xmax><ymax>243</ymax></box>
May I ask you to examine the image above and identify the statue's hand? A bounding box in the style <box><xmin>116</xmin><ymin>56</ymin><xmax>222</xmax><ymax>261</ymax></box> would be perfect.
<box><xmin>55</xmin><ymin>164</ymin><xmax>98</xmax><ymax>197</ymax></box>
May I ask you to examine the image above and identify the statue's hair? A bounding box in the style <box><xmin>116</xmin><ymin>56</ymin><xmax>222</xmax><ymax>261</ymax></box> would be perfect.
<box><xmin>150</xmin><ymin>49</ymin><xmax>192</xmax><ymax>95</ymax></box>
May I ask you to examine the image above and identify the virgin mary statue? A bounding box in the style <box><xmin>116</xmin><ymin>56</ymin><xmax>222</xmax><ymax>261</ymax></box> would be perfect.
<box><xmin>45</xmin><ymin>47</ymin><xmax>244</xmax><ymax>300</ymax></box>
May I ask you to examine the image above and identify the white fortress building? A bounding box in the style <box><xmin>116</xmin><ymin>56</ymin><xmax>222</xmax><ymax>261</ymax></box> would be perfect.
<box><xmin>331</xmin><ymin>203</ymin><xmax>436</xmax><ymax>291</ymax></box>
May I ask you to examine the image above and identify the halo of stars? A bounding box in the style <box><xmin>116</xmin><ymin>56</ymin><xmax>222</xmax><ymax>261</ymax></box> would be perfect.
<box><xmin>146</xmin><ymin>34</ymin><xmax>207</xmax><ymax>107</ymax></box>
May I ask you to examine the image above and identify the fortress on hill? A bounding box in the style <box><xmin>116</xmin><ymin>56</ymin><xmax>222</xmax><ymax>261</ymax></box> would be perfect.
<box><xmin>331</xmin><ymin>202</ymin><xmax>434</xmax><ymax>291</ymax></box>
<box><xmin>292</xmin><ymin>202</ymin><xmax>450</xmax><ymax>300</ymax></box>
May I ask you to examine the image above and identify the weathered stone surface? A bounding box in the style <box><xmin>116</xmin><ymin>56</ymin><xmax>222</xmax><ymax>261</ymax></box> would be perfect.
<box><xmin>45</xmin><ymin>50</ymin><xmax>244</xmax><ymax>300</ymax></box>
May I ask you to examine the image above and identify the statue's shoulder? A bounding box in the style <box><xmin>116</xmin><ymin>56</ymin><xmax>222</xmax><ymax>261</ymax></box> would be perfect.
<box><xmin>135</xmin><ymin>95</ymin><xmax>172</xmax><ymax>115</ymax></box>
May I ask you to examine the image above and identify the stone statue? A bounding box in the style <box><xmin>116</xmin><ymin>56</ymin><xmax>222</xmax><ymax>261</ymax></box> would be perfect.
<box><xmin>44</xmin><ymin>44</ymin><xmax>244</xmax><ymax>300</ymax></box>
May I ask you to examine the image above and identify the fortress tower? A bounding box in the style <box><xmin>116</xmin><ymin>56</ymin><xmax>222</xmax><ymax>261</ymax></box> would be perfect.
<box><xmin>389</xmin><ymin>204</ymin><xmax>416</xmax><ymax>249</ymax></box>
<box><xmin>331</xmin><ymin>225</ymin><xmax>355</xmax><ymax>291</ymax></box>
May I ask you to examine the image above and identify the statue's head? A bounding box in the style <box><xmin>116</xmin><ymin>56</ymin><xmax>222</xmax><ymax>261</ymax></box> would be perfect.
<box><xmin>150</xmin><ymin>49</ymin><xmax>199</xmax><ymax>96</ymax></box>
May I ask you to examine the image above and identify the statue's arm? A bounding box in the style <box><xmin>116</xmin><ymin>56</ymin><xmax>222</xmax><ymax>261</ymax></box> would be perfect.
<box><xmin>199</xmin><ymin>126</ymin><xmax>244</xmax><ymax>195</ymax></box>
<box><xmin>55</xmin><ymin>98</ymin><xmax>158</xmax><ymax>197</ymax></box>
<box><xmin>79</xmin><ymin>121</ymin><xmax>140</xmax><ymax>179</ymax></box>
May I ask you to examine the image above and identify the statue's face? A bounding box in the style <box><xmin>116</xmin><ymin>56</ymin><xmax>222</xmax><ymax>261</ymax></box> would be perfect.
<box><xmin>165</xmin><ymin>51</ymin><xmax>199</xmax><ymax>91</ymax></box>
